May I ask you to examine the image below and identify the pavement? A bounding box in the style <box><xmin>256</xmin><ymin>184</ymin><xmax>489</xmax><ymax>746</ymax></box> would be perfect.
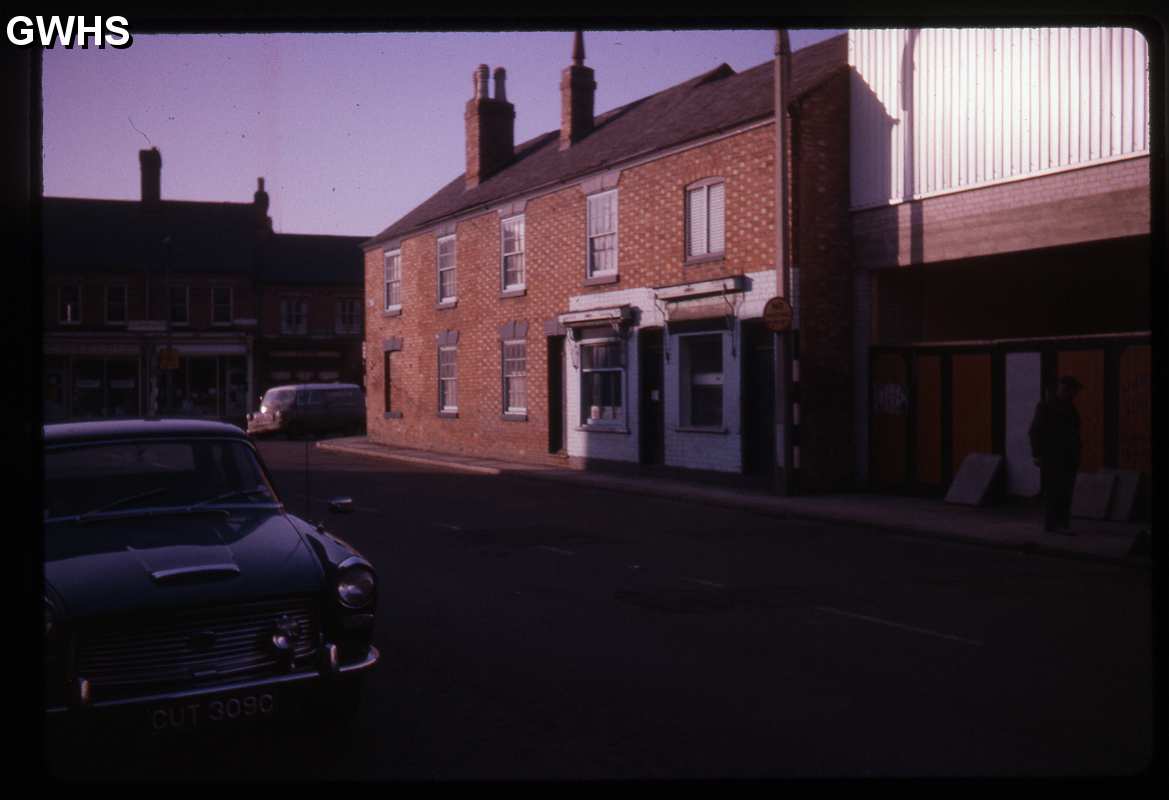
<box><xmin>315</xmin><ymin>436</ymin><xmax>1155</xmax><ymax>569</ymax></box>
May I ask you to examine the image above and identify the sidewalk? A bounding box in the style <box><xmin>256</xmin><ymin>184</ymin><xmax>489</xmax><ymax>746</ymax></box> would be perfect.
<box><xmin>316</xmin><ymin>437</ymin><xmax>1154</xmax><ymax>569</ymax></box>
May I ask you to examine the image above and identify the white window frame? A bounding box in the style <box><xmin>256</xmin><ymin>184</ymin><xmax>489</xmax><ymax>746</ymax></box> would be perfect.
<box><xmin>686</xmin><ymin>179</ymin><xmax>726</xmax><ymax>259</ymax></box>
<box><xmin>437</xmin><ymin>235</ymin><xmax>457</xmax><ymax>303</ymax></box>
<box><xmin>502</xmin><ymin>339</ymin><xmax>527</xmax><ymax>414</ymax></box>
<box><xmin>501</xmin><ymin>215</ymin><xmax>526</xmax><ymax>291</ymax></box>
<box><xmin>105</xmin><ymin>284</ymin><xmax>127</xmax><ymax>326</ymax></box>
<box><xmin>58</xmin><ymin>284</ymin><xmax>81</xmax><ymax>325</ymax></box>
<box><xmin>678</xmin><ymin>332</ymin><xmax>725</xmax><ymax>430</ymax></box>
<box><xmin>579</xmin><ymin>335</ymin><xmax>626</xmax><ymax>427</ymax></box>
<box><xmin>383</xmin><ymin>350</ymin><xmax>394</xmax><ymax>414</ymax></box>
<box><xmin>586</xmin><ymin>190</ymin><xmax>619</xmax><ymax>278</ymax></box>
<box><xmin>211</xmin><ymin>285</ymin><xmax>233</xmax><ymax>326</ymax></box>
<box><xmin>169</xmin><ymin>285</ymin><xmax>190</xmax><ymax>327</ymax></box>
<box><xmin>280</xmin><ymin>296</ymin><xmax>308</xmax><ymax>335</ymax></box>
<box><xmin>335</xmin><ymin>297</ymin><xmax>361</xmax><ymax>335</ymax></box>
<box><xmin>383</xmin><ymin>249</ymin><xmax>401</xmax><ymax>311</ymax></box>
<box><xmin>438</xmin><ymin>345</ymin><xmax>458</xmax><ymax>412</ymax></box>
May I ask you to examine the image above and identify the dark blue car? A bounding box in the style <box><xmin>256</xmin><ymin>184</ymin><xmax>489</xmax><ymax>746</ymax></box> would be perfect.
<box><xmin>42</xmin><ymin>419</ymin><xmax>378</xmax><ymax>739</ymax></box>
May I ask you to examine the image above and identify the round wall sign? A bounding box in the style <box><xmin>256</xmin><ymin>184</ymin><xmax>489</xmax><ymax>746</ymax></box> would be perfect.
<box><xmin>762</xmin><ymin>297</ymin><xmax>793</xmax><ymax>332</ymax></box>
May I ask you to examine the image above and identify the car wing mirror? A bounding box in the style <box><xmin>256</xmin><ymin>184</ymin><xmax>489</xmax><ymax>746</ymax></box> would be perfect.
<box><xmin>328</xmin><ymin>497</ymin><xmax>355</xmax><ymax>514</ymax></box>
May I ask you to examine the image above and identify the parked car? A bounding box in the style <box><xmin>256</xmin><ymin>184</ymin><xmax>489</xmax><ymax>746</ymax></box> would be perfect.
<box><xmin>42</xmin><ymin>418</ymin><xmax>378</xmax><ymax>740</ymax></box>
<box><xmin>246</xmin><ymin>383</ymin><xmax>365</xmax><ymax>438</ymax></box>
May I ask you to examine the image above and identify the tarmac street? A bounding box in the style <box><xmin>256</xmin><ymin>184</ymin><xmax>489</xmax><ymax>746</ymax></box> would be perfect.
<box><xmin>47</xmin><ymin>438</ymin><xmax>1156</xmax><ymax>780</ymax></box>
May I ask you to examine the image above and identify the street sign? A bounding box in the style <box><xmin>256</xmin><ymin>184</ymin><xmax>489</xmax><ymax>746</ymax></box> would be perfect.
<box><xmin>762</xmin><ymin>297</ymin><xmax>793</xmax><ymax>332</ymax></box>
<box><xmin>159</xmin><ymin>347</ymin><xmax>180</xmax><ymax>370</ymax></box>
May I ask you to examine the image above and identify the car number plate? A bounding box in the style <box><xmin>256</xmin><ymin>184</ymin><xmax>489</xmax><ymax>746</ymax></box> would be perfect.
<box><xmin>148</xmin><ymin>691</ymin><xmax>277</xmax><ymax>733</ymax></box>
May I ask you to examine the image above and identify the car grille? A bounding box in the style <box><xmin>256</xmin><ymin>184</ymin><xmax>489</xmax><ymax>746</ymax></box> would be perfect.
<box><xmin>76</xmin><ymin>597</ymin><xmax>320</xmax><ymax>700</ymax></box>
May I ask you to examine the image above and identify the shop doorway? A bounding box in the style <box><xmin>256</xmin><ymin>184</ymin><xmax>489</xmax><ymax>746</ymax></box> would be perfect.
<box><xmin>547</xmin><ymin>335</ymin><xmax>566</xmax><ymax>454</ymax></box>
<box><xmin>741</xmin><ymin>321</ymin><xmax>776</xmax><ymax>475</ymax></box>
<box><xmin>639</xmin><ymin>328</ymin><xmax>665</xmax><ymax>465</ymax></box>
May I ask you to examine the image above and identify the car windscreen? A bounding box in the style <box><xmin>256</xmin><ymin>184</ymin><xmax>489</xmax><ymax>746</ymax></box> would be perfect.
<box><xmin>44</xmin><ymin>438</ymin><xmax>277</xmax><ymax>520</ymax></box>
<box><xmin>262</xmin><ymin>389</ymin><xmax>294</xmax><ymax>411</ymax></box>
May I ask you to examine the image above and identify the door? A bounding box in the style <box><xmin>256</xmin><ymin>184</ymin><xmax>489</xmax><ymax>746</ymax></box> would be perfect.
<box><xmin>547</xmin><ymin>336</ymin><xmax>566</xmax><ymax>454</ymax></box>
<box><xmin>639</xmin><ymin>328</ymin><xmax>665</xmax><ymax>464</ymax></box>
<box><xmin>741</xmin><ymin>321</ymin><xmax>775</xmax><ymax>475</ymax></box>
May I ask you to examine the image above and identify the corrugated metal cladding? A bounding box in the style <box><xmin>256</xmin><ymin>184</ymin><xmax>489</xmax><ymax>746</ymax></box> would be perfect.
<box><xmin>849</xmin><ymin>28</ymin><xmax>1151</xmax><ymax>210</ymax></box>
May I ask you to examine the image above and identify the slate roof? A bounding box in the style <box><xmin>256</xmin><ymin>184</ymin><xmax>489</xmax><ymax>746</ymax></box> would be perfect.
<box><xmin>42</xmin><ymin>197</ymin><xmax>260</xmax><ymax>275</ymax></box>
<box><xmin>260</xmin><ymin>233</ymin><xmax>365</xmax><ymax>285</ymax></box>
<box><xmin>42</xmin><ymin>197</ymin><xmax>365</xmax><ymax>284</ymax></box>
<box><xmin>367</xmin><ymin>33</ymin><xmax>847</xmax><ymax>250</ymax></box>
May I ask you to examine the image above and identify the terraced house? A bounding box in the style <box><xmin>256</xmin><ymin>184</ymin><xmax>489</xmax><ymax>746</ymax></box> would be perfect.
<box><xmin>363</xmin><ymin>33</ymin><xmax>854</xmax><ymax>486</ymax></box>
<box><xmin>43</xmin><ymin>148</ymin><xmax>366</xmax><ymax>426</ymax></box>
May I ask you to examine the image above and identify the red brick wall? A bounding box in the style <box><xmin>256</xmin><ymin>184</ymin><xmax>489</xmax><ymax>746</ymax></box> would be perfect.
<box><xmin>793</xmin><ymin>70</ymin><xmax>855</xmax><ymax>491</ymax></box>
<box><xmin>365</xmin><ymin>125</ymin><xmax>783</xmax><ymax>466</ymax></box>
<box><xmin>43</xmin><ymin>273</ymin><xmax>257</xmax><ymax>330</ymax></box>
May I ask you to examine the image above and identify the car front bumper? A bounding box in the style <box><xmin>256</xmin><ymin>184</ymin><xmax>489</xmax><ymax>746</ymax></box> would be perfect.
<box><xmin>45</xmin><ymin>644</ymin><xmax>378</xmax><ymax>726</ymax></box>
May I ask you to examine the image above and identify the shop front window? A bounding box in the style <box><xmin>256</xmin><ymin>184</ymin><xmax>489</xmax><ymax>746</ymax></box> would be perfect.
<box><xmin>580</xmin><ymin>338</ymin><xmax>625</xmax><ymax>426</ymax></box>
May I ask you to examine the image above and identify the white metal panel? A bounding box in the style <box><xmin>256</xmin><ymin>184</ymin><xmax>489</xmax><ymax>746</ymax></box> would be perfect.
<box><xmin>849</xmin><ymin>27</ymin><xmax>1150</xmax><ymax>209</ymax></box>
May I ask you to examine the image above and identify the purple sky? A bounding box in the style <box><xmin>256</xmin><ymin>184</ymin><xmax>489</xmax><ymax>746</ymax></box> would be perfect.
<box><xmin>43</xmin><ymin>29</ymin><xmax>842</xmax><ymax>238</ymax></box>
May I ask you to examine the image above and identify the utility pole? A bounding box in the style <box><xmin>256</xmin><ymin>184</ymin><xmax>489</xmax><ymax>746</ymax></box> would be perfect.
<box><xmin>773</xmin><ymin>29</ymin><xmax>796</xmax><ymax>496</ymax></box>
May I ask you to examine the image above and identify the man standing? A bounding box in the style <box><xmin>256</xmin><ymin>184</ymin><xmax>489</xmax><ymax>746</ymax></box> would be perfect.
<box><xmin>1029</xmin><ymin>376</ymin><xmax>1083</xmax><ymax>534</ymax></box>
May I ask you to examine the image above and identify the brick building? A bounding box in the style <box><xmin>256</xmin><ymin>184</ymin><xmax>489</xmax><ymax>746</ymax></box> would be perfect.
<box><xmin>849</xmin><ymin>28</ymin><xmax>1152</xmax><ymax>501</ymax></box>
<box><xmin>363</xmin><ymin>34</ymin><xmax>854</xmax><ymax>487</ymax></box>
<box><xmin>43</xmin><ymin>148</ymin><xmax>365</xmax><ymax>426</ymax></box>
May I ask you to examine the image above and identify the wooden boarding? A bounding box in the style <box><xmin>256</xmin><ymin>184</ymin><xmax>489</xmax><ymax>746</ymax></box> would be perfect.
<box><xmin>944</xmin><ymin>452</ymin><xmax>1002</xmax><ymax>506</ymax></box>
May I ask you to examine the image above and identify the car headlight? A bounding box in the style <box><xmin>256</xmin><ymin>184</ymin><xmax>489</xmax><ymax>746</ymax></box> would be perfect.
<box><xmin>336</xmin><ymin>563</ymin><xmax>376</xmax><ymax>609</ymax></box>
<box><xmin>44</xmin><ymin>598</ymin><xmax>54</xmax><ymax>638</ymax></box>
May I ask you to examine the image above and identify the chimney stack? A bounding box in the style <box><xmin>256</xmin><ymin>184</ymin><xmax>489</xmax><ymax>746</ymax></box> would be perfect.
<box><xmin>139</xmin><ymin>147</ymin><xmax>161</xmax><ymax>203</ymax></box>
<box><xmin>254</xmin><ymin>177</ymin><xmax>272</xmax><ymax>231</ymax></box>
<box><xmin>465</xmin><ymin>63</ymin><xmax>515</xmax><ymax>189</ymax></box>
<box><xmin>559</xmin><ymin>31</ymin><xmax>596</xmax><ymax>150</ymax></box>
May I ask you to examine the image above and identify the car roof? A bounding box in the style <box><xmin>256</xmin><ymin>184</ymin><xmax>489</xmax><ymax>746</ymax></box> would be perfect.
<box><xmin>264</xmin><ymin>383</ymin><xmax>362</xmax><ymax>392</ymax></box>
<box><xmin>43</xmin><ymin>418</ymin><xmax>249</xmax><ymax>445</ymax></box>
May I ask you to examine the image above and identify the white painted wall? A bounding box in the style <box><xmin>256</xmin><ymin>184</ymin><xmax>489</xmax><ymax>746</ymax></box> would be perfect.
<box><xmin>849</xmin><ymin>27</ymin><xmax>1151</xmax><ymax>210</ymax></box>
<box><xmin>565</xmin><ymin>270</ymin><xmax>774</xmax><ymax>472</ymax></box>
<box><xmin>1005</xmin><ymin>351</ymin><xmax>1042</xmax><ymax>497</ymax></box>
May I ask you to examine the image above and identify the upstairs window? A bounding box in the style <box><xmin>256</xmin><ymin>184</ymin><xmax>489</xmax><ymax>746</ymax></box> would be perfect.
<box><xmin>384</xmin><ymin>250</ymin><xmax>401</xmax><ymax>310</ymax></box>
<box><xmin>169</xmin><ymin>285</ymin><xmax>189</xmax><ymax>326</ymax></box>
<box><xmin>59</xmin><ymin>285</ymin><xmax>80</xmax><ymax>324</ymax></box>
<box><xmin>686</xmin><ymin>180</ymin><xmax>725</xmax><ymax>259</ymax></box>
<box><xmin>437</xmin><ymin>235</ymin><xmax>457</xmax><ymax>303</ymax></box>
<box><xmin>212</xmin><ymin>286</ymin><xmax>232</xmax><ymax>325</ymax></box>
<box><xmin>280</xmin><ymin>297</ymin><xmax>308</xmax><ymax>335</ymax></box>
<box><xmin>336</xmin><ymin>297</ymin><xmax>361</xmax><ymax>335</ymax></box>
<box><xmin>587</xmin><ymin>191</ymin><xmax>618</xmax><ymax>277</ymax></box>
<box><xmin>106</xmin><ymin>285</ymin><xmax>127</xmax><ymax>325</ymax></box>
<box><xmin>501</xmin><ymin>215</ymin><xmax>526</xmax><ymax>291</ymax></box>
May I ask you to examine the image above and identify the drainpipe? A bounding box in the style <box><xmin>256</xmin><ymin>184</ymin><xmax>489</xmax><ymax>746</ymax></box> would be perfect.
<box><xmin>773</xmin><ymin>29</ymin><xmax>795</xmax><ymax>496</ymax></box>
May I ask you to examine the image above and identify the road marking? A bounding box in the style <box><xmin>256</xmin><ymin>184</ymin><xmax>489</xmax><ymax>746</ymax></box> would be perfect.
<box><xmin>814</xmin><ymin>606</ymin><xmax>983</xmax><ymax>647</ymax></box>
<box><xmin>683</xmin><ymin>577</ymin><xmax>725</xmax><ymax>589</ymax></box>
<box><xmin>536</xmin><ymin>545</ymin><xmax>575</xmax><ymax>556</ymax></box>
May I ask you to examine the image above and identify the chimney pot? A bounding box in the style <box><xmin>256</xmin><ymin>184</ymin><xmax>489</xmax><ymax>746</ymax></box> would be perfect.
<box><xmin>474</xmin><ymin>64</ymin><xmax>489</xmax><ymax>99</ymax></box>
<box><xmin>493</xmin><ymin>67</ymin><xmax>507</xmax><ymax>102</ymax></box>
